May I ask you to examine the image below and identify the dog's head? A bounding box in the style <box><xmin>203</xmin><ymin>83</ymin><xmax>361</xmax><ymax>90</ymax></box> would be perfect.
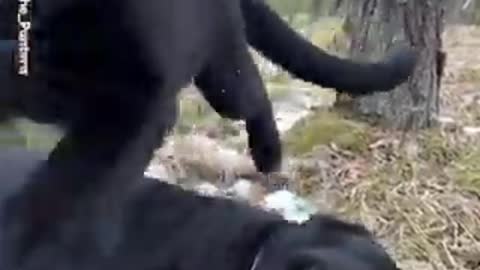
<box><xmin>256</xmin><ymin>214</ymin><xmax>399</xmax><ymax>270</ymax></box>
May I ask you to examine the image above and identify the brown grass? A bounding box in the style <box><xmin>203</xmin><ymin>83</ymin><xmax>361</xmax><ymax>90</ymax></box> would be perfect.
<box><xmin>148</xmin><ymin>24</ymin><xmax>480</xmax><ymax>270</ymax></box>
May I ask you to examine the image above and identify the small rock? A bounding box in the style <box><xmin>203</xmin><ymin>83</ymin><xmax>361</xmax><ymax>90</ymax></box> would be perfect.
<box><xmin>463</xmin><ymin>126</ymin><xmax>480</xmax><ymax>136</ymax></box>
<box><xmin>435</xmin><ymin>115</ymin><xmax>457</xmax><ymax>132</ymax></box>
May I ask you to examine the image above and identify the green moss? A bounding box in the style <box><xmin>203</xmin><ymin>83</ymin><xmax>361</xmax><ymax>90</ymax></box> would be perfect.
<box><xmin>267</xmin><ymin>81</ymin><xmax>336</xmax><ymax>104</ymax></box>
<box><xmin>175</xmin><ymin>97</ymin><xmax>217</xmax><ymax>134</ymax></box>
<box><xmin>451</xmin><ymin>149</ymin><xmax>480</xmax><ymax>195</ymax></box>
<box><xmin>14</xmin><ymin>120</ymin><xmax>61</xmax><ymax>150</ymax></box>
<box><xmin>418</xmin><ymin>131</ymin><xmax>459</xmax><ymax>166</ymax></box>
<box><xmin>413</xmin><ymin>130</ymin><xmax>480</xmax><ymax>194</ymax></box>
<box><xmin>0</xmin><ymin>122</ymin><xmax>26</xmax><ymax>146</ymax></box>
<box><xmin>175</xmin><ymin>96</ymin><xmax>243</xmax><ymax>138</ymax></box>
<box><xmin>284</xmin><ymin>110</ymin><xmax>372</xmax><ymax>155</ymax></box>
<box><xmin>266</xmin><ymin>83</ymin><xmax>292</xmax><ymax>101</ymax></box>
<box><xmin>266</xmin><ymin>73</ymin><xmax>292</xmax><ymax>85</ymax></box>
<box><xmin>289</xmin><ymin>13</ymin><xmax>312</xmax><ymax>29</ymax></box>
<box><xmin>309</xmin><ymin>17</ymin><xmax>347</xmax><ymax>50</ymax></box>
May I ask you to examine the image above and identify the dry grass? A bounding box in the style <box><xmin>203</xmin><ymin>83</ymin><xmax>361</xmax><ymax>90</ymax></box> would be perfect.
<box><xmin>345</xmin><ymin>176</ymin><xmax>480</xmax><ymax>270</ymax></box>
<box><xmin>148</xmin><ymin>24</ymin><xmax>480</xmax><ymax>270</ymax></box>
<box><xmin>248</xmin><ymin>24</ymin><xmax>480</xmax><ymax>269</ymax></box>
<box><xmin>157</xmin><ymin>131</ymin><xmax>480</xmax><ymax>270</ymax></box>
<box><xmin>286</xmin><ymin>131</ymin><xmax>480</xmax><ymax>270</ymax></box>
<box><xmin>298</xmin><ymin>25</ymin><xmax>480</xmax><ymax>270</ymax></box>
<box><xmin>338</xmin><ymin>143</ymin><xmax>480</xmax><ymax>270</ymax></box>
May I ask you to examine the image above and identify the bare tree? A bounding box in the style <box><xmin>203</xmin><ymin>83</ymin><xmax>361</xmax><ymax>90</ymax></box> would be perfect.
<box><xmin>339</xmin><ymin>0</ymin><xmax>447</xmax><ymax>130</ymax></box>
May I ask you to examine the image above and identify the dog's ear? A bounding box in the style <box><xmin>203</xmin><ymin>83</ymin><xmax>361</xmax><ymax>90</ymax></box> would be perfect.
<box><xmin>286</xmin><ymin>249</ymin><xmax>364</xmax><ymax>270</ymax></box>
<box><xmin>287</xmin><ymin>248</ymin><xmax>378</xmax><ymax>270</ymax></box>
<box><xmin>305</xmin><ymin>214</ymin><xmax>370</xmax><ymax>237</ymax></box>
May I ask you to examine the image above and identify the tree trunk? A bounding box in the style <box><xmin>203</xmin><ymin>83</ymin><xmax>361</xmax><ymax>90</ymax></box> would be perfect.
<box><xmin>338</xmin><ymin>0</ymin><xmax>446</xmax><ymax>130</ymax></box>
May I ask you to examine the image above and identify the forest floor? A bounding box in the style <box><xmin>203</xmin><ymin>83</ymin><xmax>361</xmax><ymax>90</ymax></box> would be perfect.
<box><xmin>143</xmin><ymin>24</ymin><xmax>480</xmax><ymax>270</ymax></box>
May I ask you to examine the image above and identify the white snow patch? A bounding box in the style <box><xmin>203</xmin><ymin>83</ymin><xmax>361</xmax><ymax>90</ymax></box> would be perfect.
<box><xmin>261</xmin><ymin>190</ymin><xmax>317</xmax><ymax>223</ymax></box>
<box><xmin>144</xmin><ymin>164</ymin><xmax>169</xmax><ymax>180</ymax></box>
<box><xmin>194</xmin><ymin>182</ymin><xmax>221</xmax><ymax>197</ymax></box>
<box><xmin>226</xmin><ymin>179</ymin><xmax>254</xmax><ymax>200</ymax></box>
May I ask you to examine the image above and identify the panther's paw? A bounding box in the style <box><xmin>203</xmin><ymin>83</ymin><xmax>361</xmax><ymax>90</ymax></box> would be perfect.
<box><xmin>246</xmin><ymin>115</ymin><xmax>282</xmax><ymax>174</ymax></box>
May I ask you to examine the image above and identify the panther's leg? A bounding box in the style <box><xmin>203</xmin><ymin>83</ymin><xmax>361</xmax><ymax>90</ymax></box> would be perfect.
<box><xmin>0</xmin><ymin>85</ymin><xmax>177</xmax><ymax>266</ymax></box>
<box><xmin>195</xmin><ymin>46</ymin><xmax>281</xmax><ymax>174</ymax></box>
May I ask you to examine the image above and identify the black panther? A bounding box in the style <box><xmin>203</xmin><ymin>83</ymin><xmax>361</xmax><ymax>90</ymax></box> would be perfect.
<box><xmin>0</xmin><ymin>148</ymin><xmax>401</xmax><ymax>270</ymax></box>
<box><xmin>0</xmin><ymin>0</ymin><xmax>418</xmax><ymax>178</ymax></box>
<box><xmin>0</xmin><ymin>0</ymin><xmax>418</xmax><ymax>173</ymax></box>
<box><xmin>0</xmin><ymin>1</ymin><xmax>283</xmax><ymax>264</ymax></box>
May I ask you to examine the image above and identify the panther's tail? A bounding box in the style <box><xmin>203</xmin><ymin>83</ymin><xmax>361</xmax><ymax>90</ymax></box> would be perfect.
<box><xmin>241</xmin><ymin>0</ymin><xmax>418</xmax><ymax>96</ymax></box>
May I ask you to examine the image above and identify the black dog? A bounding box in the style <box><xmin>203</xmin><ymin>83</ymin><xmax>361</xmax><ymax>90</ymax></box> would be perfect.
<box><xmin>0</xmin><ymin>148</ymin><xmax>400</xmax><ymax>270</ymax></box>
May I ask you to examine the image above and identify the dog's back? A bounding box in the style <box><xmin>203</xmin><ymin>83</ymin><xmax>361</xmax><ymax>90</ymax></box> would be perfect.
<box><xmin>0</xmin><ymin>148</ymin><xmax>281</xmax><ymax>269</ymax></box>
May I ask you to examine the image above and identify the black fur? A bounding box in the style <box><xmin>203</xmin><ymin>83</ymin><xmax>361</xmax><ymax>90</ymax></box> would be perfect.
<box><xmin>0</xmin><ymin>148</ymin><xmax>400</xmax><ymax>270</ymax></box>
<box><xmin>0</xmin><ymin>0</ymin><xmax>417</xmax><ymax>264</ymax></box>
<box><xmin>0</xmin><ymin>0</ymin><xmax>419</xmax><ymax>152</ymax></box>
<box><xmin>0</xmin><ymin>0</ymin><xmax>282</xmax><ymax>181</ymax></box>
<box><xmin>0</xmin><ymin>0</ymin><xmax>418</xmax><ymax>177</ymax></box>
<box><xmin>241</xmin><ymin>0</ymin><xmax>418</xmax><ymax>95</ymax></box>
<box><xmin>0</xmin><ymin>0</ymin><xmax>280</xmax><ymax>264</ymax></box>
